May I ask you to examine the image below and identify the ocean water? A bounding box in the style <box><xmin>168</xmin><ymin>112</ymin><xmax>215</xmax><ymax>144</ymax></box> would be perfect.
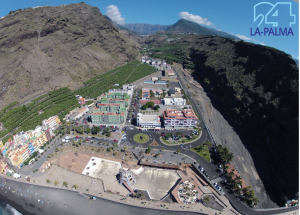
<box><xmin>0</xmin><ymin>200</ymin><xmax>22</xmax><ymax>215</ymax></box>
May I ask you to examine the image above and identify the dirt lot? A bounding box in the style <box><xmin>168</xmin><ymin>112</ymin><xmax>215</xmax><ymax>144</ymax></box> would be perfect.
<box><xmin>174</xmin><ymin>64</ymin><xmax>278</xmax><ymax>208</ymax></box>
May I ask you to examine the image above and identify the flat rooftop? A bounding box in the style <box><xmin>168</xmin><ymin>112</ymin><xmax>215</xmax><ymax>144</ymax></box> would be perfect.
<box><xmin>138</xmin><ymin>115</ymin><xmax>160</xmax><ymax>123</ymax></box>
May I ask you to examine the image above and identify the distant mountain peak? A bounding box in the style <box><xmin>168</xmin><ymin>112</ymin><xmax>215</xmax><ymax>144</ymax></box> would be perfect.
<box><xmin>166</xmin><ymin>19</ymin><xmax>239</xmax><ymax>40</ymax></box>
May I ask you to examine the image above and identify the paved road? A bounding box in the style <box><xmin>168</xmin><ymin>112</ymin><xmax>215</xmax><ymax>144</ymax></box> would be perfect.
<box><xmin>123</xmin><ymin>128</ymin><xmax>219</xmax><ymax>181</ymax></box>
<box><xmin>0</xmin><ymin>178</ymin><xmax>205</xmax><ymax>215</ymax></box>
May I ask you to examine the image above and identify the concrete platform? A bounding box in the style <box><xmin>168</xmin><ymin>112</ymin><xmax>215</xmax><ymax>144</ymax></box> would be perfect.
<box><xmin>132</xmin><ymin>168</ymin><xmax>180</xmax><ymax>200</ymax></box>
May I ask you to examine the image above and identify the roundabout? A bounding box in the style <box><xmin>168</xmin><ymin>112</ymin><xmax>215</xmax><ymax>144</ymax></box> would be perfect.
<box><xmin>133</xmin><ymin>133</ymin><xmax>150</xmax><ymax>144</ymax></box>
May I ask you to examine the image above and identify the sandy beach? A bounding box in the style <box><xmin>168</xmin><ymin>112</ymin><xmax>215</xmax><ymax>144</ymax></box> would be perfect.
<box><xmin>0</xmin><ymin>178</ymin><xmax>204</xmax><ymax>215</ymax></box>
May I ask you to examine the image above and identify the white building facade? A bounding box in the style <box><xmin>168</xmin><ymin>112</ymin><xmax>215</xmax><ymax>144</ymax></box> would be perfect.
<box><xmin>162</xmin><ymin>98</ymin><xmax>186</xmax><ymax>106</ymax></box>
<box><xmin>137</xmin><ymin>113</ymin><xmax>161</xmax><ymax>128</ymax></box>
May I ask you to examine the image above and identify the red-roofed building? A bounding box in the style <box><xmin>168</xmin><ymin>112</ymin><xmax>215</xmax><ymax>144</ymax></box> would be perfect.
<box><xmin>163</xmin><ymin>108</ymin><xmax>198</xmax><ymax>128</ymax></box>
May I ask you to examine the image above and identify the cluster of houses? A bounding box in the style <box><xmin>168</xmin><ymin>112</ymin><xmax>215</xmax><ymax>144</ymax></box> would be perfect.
<box><xmin>76</xmin><ymin>95</ymin><xmax>86</xmax><ymax>105</ymax></box>
<box><xmin>141</xmin><ymin>56</ymin><xmax>172</xmax><ymax>71</ymax></box>
<box><xmin>0</xmin><ymin>115</ymin><xmax>61</xmax><ymax>169</ymax></box>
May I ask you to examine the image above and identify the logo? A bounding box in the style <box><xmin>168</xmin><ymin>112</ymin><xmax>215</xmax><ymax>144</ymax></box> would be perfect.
<box><xmin>251</xmin><ymin>2</ymin><xmax>296</xmax><ymax>36</ymax></box>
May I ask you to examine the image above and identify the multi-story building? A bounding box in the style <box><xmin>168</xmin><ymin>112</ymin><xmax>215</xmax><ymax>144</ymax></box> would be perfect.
<box><xmin>42</xmin><ymin>115</ymin><xmax>61</xmax><ymax>132</ymax></box>
<box><xmin>137</xmin><ymin>113</ymin><xmax>161</xmax><ymax>128</ymax></box>
<box><xmin>162</xmin><ymin>98</ymin><xmax>186</xmax><ymax>106</ymax></box>
<box><xmin>0</xmin><ymin>159</ymin><xmax>8</xmax><ymax>174</ymax></box>
<box><xmin>29</xmin><ymin>126</ymin><xmax>48</xmax><ymax>146</ymax></box>
<box><xmin>91</xmin><ymin>112</ymin><xmax>125</xmax><ymax>126</ymax></box>
<box><xmin>108</xmin><ymin>84</ymin><xmax>134</xmax><ymax>96</ymax></box>
<box><xmin>13</xmin><ymin>131</ymin><xmax>28</xmax><ymax>147</ymax></box>
<box><xmin>91</xmin><ymin>91</ymin><xmax>131</xmax><ymax>126</ymax></box>
<box><xmin>8</xmin><ymin>145</ymin><xmax>27</xmax><ymax>168</ymax></box>
<box><xmin>163</xmin><ymin>108</ymin><xmax>198</xmax><ymax>128</ymax></box>
<box><xmin>68</xmin><ymin>107</ymin><xmax>89</xmax><ymax>121</ymax></box>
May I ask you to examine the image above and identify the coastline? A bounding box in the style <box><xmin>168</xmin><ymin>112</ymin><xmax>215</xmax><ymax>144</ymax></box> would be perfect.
<box><xmin>0</xmin><ymin>178</ymin><xmax>204</xmax><ymax>215</ymax></box>
<box><xmin>0</xmin><ymin>191</ymin><xmax>33</xmax><ymax>215</ymax></box>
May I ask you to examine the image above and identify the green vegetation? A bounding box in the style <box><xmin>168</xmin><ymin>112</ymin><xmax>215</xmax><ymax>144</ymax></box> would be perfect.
<box><xmin>191</xmin><ymin>144</ymin><xmax>211</xmax><ymax>162</ymax></box>
<box><xmin>23</xmin><ymin>151</ymin><xmax>38</xmax><ymax>165</ymax></box>
<box><xmin>0</xmin><ymin>61</ymin><xmax>156</xmax><ymax>140</ymax></box>
<box><xmin>133</xmin><ymin>133</ymin><xmax>149</xmax><ymax>143</ymax></box>
<box><xmin>216</xmin><ymin>145</ymin><xmax>234</xmax><ymax>164</ymax></box>
<box><xmin>141</xmin><ymin>101</ymin><xmax>157</xmax><ymax>110</ymax></box>
<box><xmin>145</xmin><ymin>147</ymin><xmax>151</xmax><ymax>154</ymax></box>
<box><xmin>63</xmin><ymin>181</ymin><xmax>68</xmax><ymax>187</ymax></box>
<box><xmin>150</xmin><ymin>44</ymin><xmax>187</xmax><ymax>65</ymax></box>
<box><xmin>85</xmin><ymin>101</ymin><xmax>94</xmax><ymax>106</ymax></box>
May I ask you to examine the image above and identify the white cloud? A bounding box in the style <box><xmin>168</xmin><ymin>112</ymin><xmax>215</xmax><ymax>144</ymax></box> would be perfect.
<box><xmin>179</xmin><ymin>12</ymin><xmax>214</xmax><ymax>26</ymax></box>
<box><xmin>106</xmin><ymin>5</ymin><xmax>125</xmax><ymax>25</ymax></box>
<box><xmin>236</xmin><ymin>34</ymin><xmax>252</xmax><ymax>41</ymax></box>
<box><xmin>260</xmin><ymin>42</ymin><xmax>266</xmax><ymax>46</ymax></box>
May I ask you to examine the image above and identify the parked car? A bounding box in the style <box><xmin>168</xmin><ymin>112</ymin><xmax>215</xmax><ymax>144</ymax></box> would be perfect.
<box><xmin>76</xmin><ymin>136</ymin><xmax>80</xmax><ymax>138</ymax></box>
<box><xmin>161</xmin><ymin>134</ymin><xmax>166</xmax><ymax>136</ymax></box>
<box><xmin>114</xmin><ymin>139</ymin><xmax>118</xmax><ymax>142</ymax></box>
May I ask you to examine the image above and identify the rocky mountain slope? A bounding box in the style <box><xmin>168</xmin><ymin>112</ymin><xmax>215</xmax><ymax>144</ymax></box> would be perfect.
<box><xmin>188</xmin><ymin>37</ymin><xmax>298</xmax><ymax>206</ymax></box>
<box><xmin>166</xmin><ymin>19</ymin><xmax>239</xmax><ymax>40</ymax></box>
<box><xmin>122</xmin><ymin>23</ymin><xmax>170</xmax><ymax>35</ymax></box>
<box><xmin>0</xmin><ymin>3</ymin><xmax>140</xmax><ymax>109</ymax></box>
<box><xmin>145</xmin><ymin>35</ymin><xmax>298</xmax><ymax>206</ymax></box>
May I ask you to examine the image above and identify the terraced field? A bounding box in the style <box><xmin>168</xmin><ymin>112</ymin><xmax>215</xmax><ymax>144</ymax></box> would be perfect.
<box><xmin>0</xmin><ymin>61</ymin><xmax>156</xmax><ymax>142</ymax></box>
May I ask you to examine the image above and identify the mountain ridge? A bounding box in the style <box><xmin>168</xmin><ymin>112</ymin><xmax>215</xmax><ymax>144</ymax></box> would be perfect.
<box><xmin>122</xmin><ymin>23</ymin><xmax>170</xmax><ymax>35</ymax></box>
<box><xmin>0</xmin><ymin>3</ymin><xmax>140</xmax><ymax>109</ymax></box>
<box><xmin>166</xmin><ymin>19</ymin><xmax>240</xmax><ymax>40</ymax></box>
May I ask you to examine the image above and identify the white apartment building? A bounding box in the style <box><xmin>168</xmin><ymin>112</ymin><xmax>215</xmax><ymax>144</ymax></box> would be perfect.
<box><xmin>42</xmin><ymin>115</ymin><xmax>60</xmax><ymax>132</ymax></box>
<box><xmin>108</xmin><ymin>84</ymin><xmax>134</xmax><ymax>96</ymax></box>
<box><xmin>137</xmin><ymin>113</ymin><xmax>161</xmax><ymax>128</ymax></box>
<box><xmin>162</xmin><ymin>98</ymin><xmax>186</xmax><ymax>106</ymax></box>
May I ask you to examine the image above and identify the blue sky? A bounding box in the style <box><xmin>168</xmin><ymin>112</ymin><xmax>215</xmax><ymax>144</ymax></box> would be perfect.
<box><xmin>0</xmin><ymin>0</ymin><xmax>298</xmax><ymax>58</ymax></box>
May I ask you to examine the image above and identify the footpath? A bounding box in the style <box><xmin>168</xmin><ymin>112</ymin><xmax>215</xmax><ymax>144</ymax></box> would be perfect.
<box><xmin>1</xmin><ymin>164</ymin><xmax>239</xmax><ymax>215</ymax></box>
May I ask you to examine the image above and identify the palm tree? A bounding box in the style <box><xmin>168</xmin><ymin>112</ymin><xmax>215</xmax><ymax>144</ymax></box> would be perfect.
<box><xmin>228</xmin><ymin>171</ymin><xmax>234</xmax><ymax>177</ymax></box>
<box><xmin>227</xmin><ymin>152</ymin><xmax>234</xmax><ymax>163</ymax></box>
<box><xmin>73</xmin><ymin>184</ymin><xmax>79</xmax><ymax>189</ymax></box>
<box><xmin>63</xmin><ymin>181</ymin><xmax>68</xmax><ymax>187</ymax></box>
<box><xmin>54</xmin><ymin>181</ymin><xmax>59</xmax><ymax>186</ymax></box>
<box><xmin>203</xmin><ymin>196</ymin><xmax>210</xmax><ymax>203</ymax></box>
<box><xmin>46</xmin><ymin>179</ymin><xmax>50</xmax><ymax>184</ymax></box>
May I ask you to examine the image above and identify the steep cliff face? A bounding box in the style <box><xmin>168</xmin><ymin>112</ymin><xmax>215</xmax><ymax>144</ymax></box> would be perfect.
<box><xmin>0</xmin><ymin>3</ymin><xmax>140</xmax><ymax>108</ymax></box>
<box><xmin>189</xmin><ymin>37</ymin><xmax>298</xmax><ymax>205</ymax></box>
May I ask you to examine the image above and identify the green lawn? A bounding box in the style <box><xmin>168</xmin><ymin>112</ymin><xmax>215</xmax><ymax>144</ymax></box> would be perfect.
<box><xmin>161</xmin><ymin>131</ymin><xmax>201</xmax><ymax>145</ymax></box>
<box><xmin>191</xmin><ymin>145</ymin><xmax>211</xmax><ymax>162</ymax></box>
<box><xmin>133</xmin><ymin>133</ymin><xmax>150</xmax><ymax>143</ymax></box>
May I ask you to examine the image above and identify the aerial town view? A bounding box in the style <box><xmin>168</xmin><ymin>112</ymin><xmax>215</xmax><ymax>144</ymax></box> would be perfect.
<box><xmin>0</xmin><ymin>1</ymin><xmax>298</xmax><ymax>215</ymax></box>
